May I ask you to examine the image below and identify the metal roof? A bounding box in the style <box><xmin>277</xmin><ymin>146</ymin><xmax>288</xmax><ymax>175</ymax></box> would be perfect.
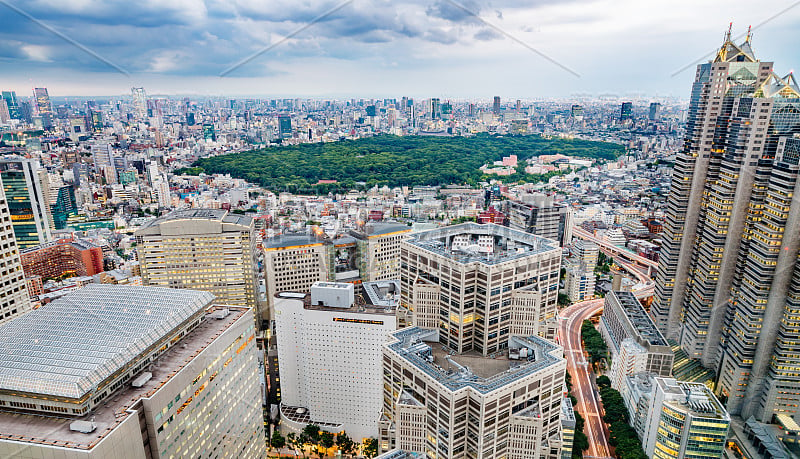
<box><xmin>0</xmin><ymin>285</ymin><xmax>214</xmax><ymax>399</ymax></box>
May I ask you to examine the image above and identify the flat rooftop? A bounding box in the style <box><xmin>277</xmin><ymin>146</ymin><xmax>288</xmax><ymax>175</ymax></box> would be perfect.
<box><xmin>614</xmin><ymin>291</ymin><xmax>668</xmax><ymax>347</ymax></box>
<box><xmin>138</xmin><ymin>208</ymin><xmax>252</xmax><ymax>230</ymax></box>
<box><xmin>0</xmin><ymin>306</ymin><xmax>248</xmax><ymax>450</ymax></box>
<box><xmin>264</xmin><ymin>234</ymin><xmax>324</xmax><ymax>250</ymax></box>
<box><xmin>0</xmin><ymin>285</ymin><xmax>214</xmax><ymax>399</ymax></box>
<box><xmin>276</xmin><ymin>291</ymin><xmax>396</xmax><ymax>316</ymax></box>
<box><xmin>658</xmin><ymin>379</ymin><xmax>730</xmax><ymax>421</ymax></box>
<box><xmin>388</xmin><ymin>328</ymin><xmax>563</xmax><ymax>394</ymax></box>
<box><xmin>405</xmin><ymin>223</ymin><xmax>559</xmax><ymax>266</ymax></box>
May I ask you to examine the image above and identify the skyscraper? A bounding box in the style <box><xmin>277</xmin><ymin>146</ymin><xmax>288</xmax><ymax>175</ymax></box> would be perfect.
<box><xmin>651</xmin><ymin>28</ymin><xmax>800</xmax><ymax>420</ymax></box>
<box><xmin>278</xmin><ymin>114</ymin><xmax>292</xmax><ymax>138</ymax></box>
<box><xmin>33</xmin><ymin>87</ymin><xmax>51</xmax><ymax>114</ymax></box>
<box><xmin>131</xmin><ymin>86</ymin><xmax>147</xmax><ymax>119</ymax></box>
<box><xmin>0</xmin><ymin>157</ymin><xmax>52</xmax><ymax>248</ymax></box>
<box><xmin>648</xmin><ymin>102</ymin><xmax>661</xmax><ymax>121</ymax></box>
<box><xmin>493</xmin><ymin>95</ymin><xmax>501</xmax><ymax>115</ymax></box>
<box><xmin>1</xmin><ymin>91</ymin><xmax>20</xmax><ymax>119</ymax></box>
<box><xmin>0</xmin><ymin>179</ymin><xmax>30</xmax><ymax>324</ymax></box>
<box><xmin>619</xmin><ymin>101</ymin><xmax>633</xmax><ymax>121</ymax></box>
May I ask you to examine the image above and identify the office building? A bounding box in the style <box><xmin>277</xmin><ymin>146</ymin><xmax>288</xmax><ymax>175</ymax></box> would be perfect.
<box><xmin>274</xmin><ymin>282</ymin><xmax>397</xmax><ymax>440</ymax></box>
<box><xmin>600</xmin><ymin>291</ymin><xmax>673</xmax><ymax>388</ymax></box>
<box><xmin>33</xmin><ymin>87</ymin><xmax>51</xmax><ymax>114</ymax></box>
<box><xmin>493</xmin><ymin>96</ymin><xmax>501</xmax><ymax>115</ymax></box>
<box><xmin>648</xmin><ymin>102</ymin><xmax>661</xmax><ymax>121</ymax></box>
<box><xmin>619</xmin><ymin>101</ymin><xmax>633</xmax><ymax>121</ymax></box>
<box><xmin>278</xmin><ymin>114</ymin><xmax>292</xmax><ymax>138</ymax></box>
<box><xmin>131</xmin><ymin>87</ymin><xmax>147</xmax><ymax>119</ymax></box>
<box><xmin>650</xmin><ymin>29</ymin><xmax>800</xmax><ymax>420</ymax></box>
<box><xmin>570</xmin><ymin>104</ymin><xmax>583</xmax><ymax>119</ymax></box>
<box><xmin>0</xmin><ymin>99</ymin><xmax>9</xmax><ymax>123</ymax></box>
<box><xmin>135</xmin><ymin>209</ymin><xmax>263</xmax><ymax>326</ymax></box>
<box><xmin>0</xmin><ymin>284</ymin><xmax>265</xmax><ymax>458</ymax></box>
<box><xmin>264</xmin><ymin>234</ymin><xmax>330</xmax><ymax>319</ymax></box>
<box><xmin>507</xmin><ymin>193</ymin><xmax>572</xmax><ymax>246</ymax></box>
<box><xmin>564</xmin><ymin>263</ymin><xmax>595</xmax><ymax>303</ymax></box>
<box><xmin>352</xmin><ymin>223</ymin><xmax>411</xmax><ymax>282</ymax></box>
<box><xmin>0</xmin><ymin>180</ymin><xmax>30</xmax><ymax>324</ymax></box>
<box><xmin>0</xmin><ymin>156</ymin><xmax>52</xmax><ymax>248</ymax></box>
<box><xmin>21</xmin><ymin>236</ymin><xmax>104</xmax><ymax>279</ymax></box>
<box><xmin>1</xmin><ymin>91</ymin><xmax>20</xmax><ymax>119</ymax></box>
<box><xmin>641</xmin><ymin>378</ymin><xmax>730</xmax><ymax>459</ymax></box>
<box><xmin>381</xmin><ymin>327</ymin><xmax>572</xmax><ymax>458</ymax></box>
<box><xmin>400</xmin><ymin>223</ymin><xmax>562</xmax><ymax>354</ymax></box>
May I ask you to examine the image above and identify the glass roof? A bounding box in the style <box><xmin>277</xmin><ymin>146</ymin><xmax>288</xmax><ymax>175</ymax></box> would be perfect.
<box><xmin>0</xmin><ymin>284</ymin><xmax>215</xmax><ymax>399</ymax></box>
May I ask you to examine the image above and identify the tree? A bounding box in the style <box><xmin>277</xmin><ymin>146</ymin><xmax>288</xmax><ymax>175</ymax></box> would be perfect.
<box><xmin>596</xmin><ymin>375</ymin><xmax>611</xmax><ymax>389</ymax></box>
<box><xmin>297</xmin><ymin>433</ymin><xmax>310</xmax><ymax>458</ymax></box>
<box><xmin>363</xmin><ymin>438</ymin><xmax>378</xmax><ymax>459</ymax></box>
<box><xmin>271</xmin><ymin>430</ymin><xmax>286</xmax><ymax>451</ymax></box>
<box><xmin>302</xmin><ymin>424</ymin><xmax>321</xmax><ymax>446</ymax></box>
<box><xmin>317</xmin><ymin>431</ymin><xmax>334</xmax><ymax>458</ymax></box>
<box><xmin>336</xmin><ymin>432</ymin><xmax>356</xmax><ymax>458</ymax></box>
<box><xmin>287</xmin><ymin>433</ymin><xmax>299</xmax><ymax>458</ymax></box>
<box><xmin>558</xmin><ymin>293</ymin><xmax>571</xmax><ymax>306</ymax></box>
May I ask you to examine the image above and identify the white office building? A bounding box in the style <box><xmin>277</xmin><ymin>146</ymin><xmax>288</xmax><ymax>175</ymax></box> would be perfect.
<box><xmin>274</xmin><ymin>281</ymin><xmax>398</xmax><ymax>440</ymax></box>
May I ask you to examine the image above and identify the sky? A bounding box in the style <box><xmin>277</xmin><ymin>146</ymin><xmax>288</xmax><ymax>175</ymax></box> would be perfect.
<box><xmin>1</xmin><ymin>0</ymin><xmax>799</xmax><ymax>99</ymax></box>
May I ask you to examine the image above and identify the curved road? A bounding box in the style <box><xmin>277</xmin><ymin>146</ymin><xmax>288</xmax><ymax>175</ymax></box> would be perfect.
<box><xmin>559</xmin><ymin>299</ymin><xmax>612</xmax><ymax>459</ymax></box>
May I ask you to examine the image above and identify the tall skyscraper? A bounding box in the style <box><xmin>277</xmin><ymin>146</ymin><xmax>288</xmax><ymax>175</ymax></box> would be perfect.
<box><xmin>131</xmin><ymin>86</ymin><xmax>147</xmax><ymax>119</ymax></box>
<box><xmin>135</xmin><ymin>209</ymin><xmax>264</xmax><ymax>327</ymax></box>
<box><xmin>493</xmin><ymin>95</ymin><xmax>501</xmax><ymax>115</ymax></box>
<box><xmin>648</xmin><ymin>102</ymin><xmax>661</xmax><ymax>121</ymax></box>
<box><xmin>33</xmin><ymin>87</ymin><xmax>51</xmax><ymax>114</ymax></box>
<box><xmin>0</xmin><ymin>157</ymin><xmax>52</xmax><ymax>248</ymax></box>
<box><xmin>652</xmin><ymin>28</ymin><xmax>800</xmax><ymax>420</ymax></box>
<box><xmin>0</xmin><ymin>285</ymin><xmax>266</xmax><ymax>458</ymax></box>
<box><xmin>507</xmin><ymin>193</ymin><xmax>572</xmax><ymax>246</ymax></box>
<box><xmin>278</xmin><ymin>114</ymin><xmax>292</xmax><ymax>138</ymax></box>
<box><xmin>1</xmin><ymin>91</ymin><xmax>20</xmax><ymax>119</ymax></box>
<box><xmin>619</xmin><ymin>101</ymin><xmax>633</xmax><ymax>120</ymax></box>
<box><xmin>0</xmin><ymin>179</ymin><xmax>30</xmax><ymax>324</ymax></box>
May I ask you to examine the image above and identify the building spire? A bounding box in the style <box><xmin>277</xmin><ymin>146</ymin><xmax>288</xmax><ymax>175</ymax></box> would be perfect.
<box><xmin>746</xmin><ymin>24</ymin><xmax>752</xmax><ymax>43</ymax></box>
<box><xmin>726</xmin><ymin>22</ymin><xmax>733</xmax><ymax>42</ymax></box>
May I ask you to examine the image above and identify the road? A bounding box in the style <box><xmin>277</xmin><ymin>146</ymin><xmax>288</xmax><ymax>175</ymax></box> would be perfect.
<box><xmin>572</xmin><ymin>227</ymin><xmax>658</xmax><ymax>271</ymax></box>
<box><xmin>559</xmin><ymin>298</ymin><xmax>612</xmax><ymax>459</ymax></box>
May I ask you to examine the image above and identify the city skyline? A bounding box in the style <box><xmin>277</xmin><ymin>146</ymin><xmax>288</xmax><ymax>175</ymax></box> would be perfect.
<box><xmin>1</xmin><ymin>1</ymin><xmax>799</xmax><ymax>98</ymax></box>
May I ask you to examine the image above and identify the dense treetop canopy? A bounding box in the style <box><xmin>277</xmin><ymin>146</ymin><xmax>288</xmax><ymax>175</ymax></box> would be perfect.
<box><xmin>189</xmin><ymin>134</ymin><xmax>624</xmax><ymax>193</ymax></box>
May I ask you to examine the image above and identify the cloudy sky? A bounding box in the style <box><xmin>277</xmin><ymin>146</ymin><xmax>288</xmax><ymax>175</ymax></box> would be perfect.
<box><xmin>1</xmin><ymin>0</ymin><xmax>799</xmax><ymax>98</ymax></box>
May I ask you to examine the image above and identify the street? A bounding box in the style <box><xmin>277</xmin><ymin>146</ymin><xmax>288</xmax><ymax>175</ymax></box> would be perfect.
<box><xmin>558</xmin><ymin>298</ymin><xmax>612</xmax><ymax>459</ymax></box>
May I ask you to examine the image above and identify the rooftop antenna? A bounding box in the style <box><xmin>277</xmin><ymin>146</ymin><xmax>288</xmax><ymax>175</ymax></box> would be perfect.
<box><xmin>725</xmin><ymin>22</ymin><xmax>733</xmax><ymax>42</ymax></box>
<box><xmin>746</xmin><ymin>25</ymin><xmax>752</xmax><ymax>43</ymax></box>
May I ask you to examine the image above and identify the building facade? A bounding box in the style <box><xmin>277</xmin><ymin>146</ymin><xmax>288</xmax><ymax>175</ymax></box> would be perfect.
<box><xmin>507</xmin><ymin>194</ymin><xmax>571</xmax><ymax>246</ymax></box>
<box><xmin>0</xmin><ymin>156</ymin><xmax>52</xmax><ymax>248</ymax></box>
<box><xmin>650</xmin><ymin>30</ymin><xmax>800</xmax><ymax>420</ymax></box>
<box><xmin>135</xmin><ymin>209</ymin><xmax>262</xmax><ymax>326</ymax></box>
<box><xmin>21</xmin><ymin>237</ymin><xmax>104</xmax><ymax>279</ymax></box>
<box><xmin>274</xmin><ymin>282</ymin><xmax>397</xmax><ymax>440</ymax></box>
<box><xmin>0</xmin><ymin>180</ymin><xmax>30</xmax><ymax>324</ymax></box>
<box><xmin>400</xmin><ymin>223</ymin><xmax>562</xmax><ymax>355</ymax></box>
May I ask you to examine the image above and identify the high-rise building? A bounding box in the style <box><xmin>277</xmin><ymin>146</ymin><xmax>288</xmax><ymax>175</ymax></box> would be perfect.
<box><xmin>651</xmin><ymin>29</ymin><xmax>800</xmax><ymax>420</ymax></box>
<box><xmin>640</xmin><ymin>378</ymin><xmax>730</xmax><ymax>459</ymax></box>
<box><xmin>0</xmin><ymin>156</ymin><xmax>52</xmax><ymax>248</ymax></box>
<box><xmin>0</xmin><ymin>179</ymin><xmax>30</xmax><ymax>324</ymax></box>
<box><xmin>1</xmin><ymin>91</ymin><xmax>20</xmax><ymax>119</ymax></box>
<box><xmin>0</xmin><ymin>285</ymin><xmax>266</xmax><ymax>458</ymax></box>
<box><xmin>0</xmin><ymin>99</ymin><xmax>9</xmax><ymax>123</ymax></box>
<box><xmin>430</xmin><ymin>98</ymin><xmax>441</xmax><ymax>120</ymax></box>
<box><xmin>274</xmin><ymin>282</ymin><xmax>398</xmax><ymax>440</ymax></box>
<box><xmin>648</xmin><ymin>102</ymin><xmax>661</xmax><ymax>121</ymax></box>
<box><xmin>507</xmin><ymin>193</ymin><xmax>572</xmax><ymax>246</ymax></box>
<box><xmin>264</xmin><ymin>234</ymin><xmax>330</xmax><ymax>319</ymax></box>
<box><xmin>570</xmin><ymin>104</ymin><xmax>583</xmax><ymax>119</ymax></box>
<box><xmin>619</xmin><ymin>101</ymin><xmax>633</xmax><ymax>121</ymax></box>
<box><xmin>493</xmin><ymin>95</ymin><xmax>501</xmax><ymax>115</ymax></box>
<box><xmin>351</xmin><ymin>223</ymin><xmax>411</xmax><ymax>282</ymax></box>
<box><xmin>131</xmin><ymin>86</ymin><xmax>147</xmax><ymax>119</ymax></box>
<box><xmin>278</xmin><ymin>114</ymin><xmax>292</xmax><ymax>138</ymax></box>
<box><xmin>202</xmin><ymin>123</ymin><xmax>216</xmax><ymax>141</ymax></box>
<box><xmin>400</xmin><ymin>223</ymin><xmax>562</xmax><ymax>354</ymax></box>
<box><xmin>135</xmin><ymin>209</ymin><xmax>263</xmax><ymax>327</ymax></box>
<box><xmin>381</xmin><ymin>327</ymin><xmax>572</xmax><ymax>458</ymax></box>
<box><xmin>21</xmin><ymin>237</ymin><xmax>104</xmax><ymax>279</ymax></box>
<box><xmin>33</xmin><ymin>87</ymin><xmax>51</xmax><ymax>114</ymax></box>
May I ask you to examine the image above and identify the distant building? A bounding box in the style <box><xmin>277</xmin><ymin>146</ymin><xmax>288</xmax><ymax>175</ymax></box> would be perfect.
<box><xmin>33</xmin><ymin>87</ymin><xmax>51</xmax><ymax>114</ymax></box>
<box><xmin>648</xmin><ymin>102</ymin><xmax>661</xmax><ymax>121</ymax></box>
<box><xmin>620</xmin><ymin>101</ymin><xmax>633</xmax><ymax>121</ymax></box>
<box><xmin>274</xmin><ymin>282</ymin><xmax>397</xmax><ymax>440</ymax></box>
<box><xmin>493</xmin><ymin>95</ymin><xmax>501</xmax><ymax>115</ymax></box>
<box><xmin>131</xmin><ymin>87</ymin><xmax>147</xmax><ymax>119</ymax></box>
<box><xmin>0</xmin><ymin>285</ymin><xmax>265</xmax><ymax>458</ymax></box>
<box><xmin>507</xmin><ymin>193</ymin><xmax>571</xmax><ymax>246</ymax></box>
<box><xmin>278</xmin><ymin>114</ymin><xmax>292</xmax><ymax>138</ymax></box>
<box><xmin>21</xmin><ymin>237</ymin><xmax>104</xmax><ymax>279</ymax></box>
<box><xmin>0</xmin><ymin>180</ymin><xmax>30</xmax><ymax>324</ymax></box>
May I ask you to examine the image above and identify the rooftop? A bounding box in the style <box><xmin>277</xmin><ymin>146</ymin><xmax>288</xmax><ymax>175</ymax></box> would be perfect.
<box><xmin>137</xmin><ymin>209</ymin><xmax>252</xmax><ymax>230</ymax></box>
<box><xmin>0</xmin><ymin>305</ymin><xmax>248</xmax><ymax>450</ymax></box>
<box><xmin>275</xmin><ymin>291</ymin><xmax>396</xmax><ymax>316</ymax></box>
<box><xmin>658</xmin><ymin>378</ymin><xmax>730</xmax><ymax>421</ymax></box>
<box><xmin>387</xmin><ymin>327</ymin><xmax>563</xmax><ymax>394</ymax></box>
<box><xmin>264</xmin><ymin>234</ymin><xmax>324</xmax><ymax>250</ymax></box>
<box><xmin>613</xmin><ymin>291</ymin><xmax>668</xmax><ymax>347</ymax></box>
<box><xmin>405</xmin><ymin>222</ymin><xmax>559</xmax><ymax>266</ymax></box>
<box><xmin>0</xmin><ymin>285</ymin><xmax>214</xmax><ymax>399</ymax></box>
